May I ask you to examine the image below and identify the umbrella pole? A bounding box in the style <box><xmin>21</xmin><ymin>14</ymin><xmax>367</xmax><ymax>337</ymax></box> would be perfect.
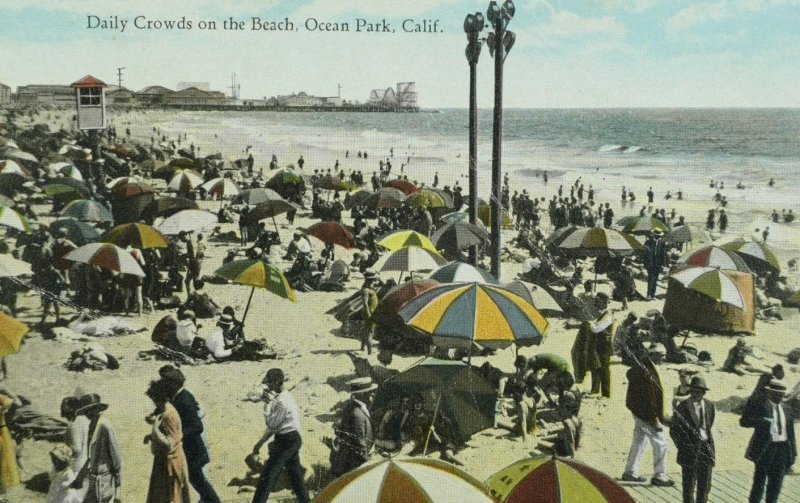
<box><xmin>272</xmin><ymin>216</ymin><xmax>279</xmax><ymax>234</ymax></box>
<box><xmin>423</xmin><ymin>392</ymin><xmax>443</xmax><ymax>457</ymax></box>
<box><xmin>241</xmin><ymin>286</ymin><xmax>256</xmax><ymax>325</ymax></box>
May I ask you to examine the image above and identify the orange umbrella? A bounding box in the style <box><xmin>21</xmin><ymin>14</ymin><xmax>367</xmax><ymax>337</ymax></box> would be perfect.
<box><xmin>0</xmin><ymin>312</ymin><xmax>30</xmax><ymax>356</ymax></box>
<box><xmin>104</xmin><ymin>223</ymin><xmax>169</xmax><ymax>249</ymax></box>
<box><xmin>305</xmin><ymin>221</ymin><xmax>356</xmax><ymax>249</ymax></box>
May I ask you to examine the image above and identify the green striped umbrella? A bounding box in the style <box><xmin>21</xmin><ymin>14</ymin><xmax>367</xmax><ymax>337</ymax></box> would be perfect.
<box><xmin>213</xmin><ymin>259</ymin><xmax>296</xmax><ymax>327</ymax></box>
<box><xmin>557</xmin><ymin>227</ymin><xmax>642</xmax><ymax>257</ymax></box>
<box><xmin>405</xmin><ymin>189</ymin><xmax>449</xmax><ymax>209</ymax></box>
<box><xmin>618</xmin><ymin>215</ymin><xmax>670</xmax><ymax>235</ymax></box>
<box><xmin>0</xmin><ymin>205</ymin><xmax>32</xmax><ymax>233</ymax></box>
<box><xmin>487</xmin><ymin>457</ymin><xmax>635</xmax><ymax>503</ymax></box>
<box><xmin>669</xmin><ymin>266</ymin><xmax>745</xmax><ymax>309</ymax></box>
<box><xmin>42</xmin><ymin>179</ymin><xmax>91</xmax><ymax>202</ymax></box>
<box><xmin>720</xmin><ymin>238</ymin><xmax>781</xmax><ymax>274</ymax></box>
<box><xmin>60</xmin><ymin>199</ymin><xmax>113</xmax><ymax>223</ymax></box>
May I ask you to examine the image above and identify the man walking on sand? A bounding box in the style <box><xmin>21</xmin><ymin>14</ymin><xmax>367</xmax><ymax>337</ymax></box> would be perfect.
<box><xmin>622</xmin><ymin>343</ymin><xmax>675</xmax><ymax>487</ymax></box>
<box><xmin>643</xmin><ymin>228</ymin><xmax>668</xmax><ymax>300</ymax></box>
<box><xmin>251</xmin><ymin>368</ymin><xmax>310</xmax><ymax>503</ymax></box>
<box><xmin>671</xmin><ymin>376</ymin><xmax>715</xmax><ymax>503</ymax></box>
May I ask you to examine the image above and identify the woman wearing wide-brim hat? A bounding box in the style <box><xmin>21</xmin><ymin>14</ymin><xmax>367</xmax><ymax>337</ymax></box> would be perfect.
<box><xmin>72</xmin><ymin>394</ymin><xmax>122</xmax><ymax>503</ymax></box>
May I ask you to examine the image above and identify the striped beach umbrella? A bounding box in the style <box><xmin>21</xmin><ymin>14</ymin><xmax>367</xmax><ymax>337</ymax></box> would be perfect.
<box><xmin>720</xmin><ymin>238</ymin><xmax>781</xmax><ymax>273</ymax></box>
<box><xmin>432</xmin><ymin>220</ymin><xmax>489</xmax><ymax>253</ymax></box>
<box><xmin>49</xmin><ymin>218</ymin><xmax>101</xmax><ymax>246</ymax></box>
<box><xmin>4</xmin><ymin>149</ymin><xmax>38</xmax><ymax>164</ymax></box>
<box><xmin>43</xmin><ymin>179</ymin><xmax>90</xmax><ymax>202</ymax></box>
<box><xmin>0</xmin><ymin>205</ymin><xmax>32</xmax><ymax>233</ymax></box>
<box><xmin>168</xmin><ymin>169</ymin><xmax>204</xmax><ymax>192</ymax></box>
<box><xmin>104</xmin><ymin>223</ymin><xmax>169</xmax><ymax>249</ymax></box>
<box><xmin>110</xmin><ymin>179</ymin><xmax>155</xmax><ymax>198</ymax></box>
<box><xmin>315</xmin><ymin>457</ymin><xmax>494</xmax><ymax>503</ymax></box>
<box><xmin>0</xmin><ymin>160</ymin><xmax>29</xmax><ymax>176</ymax></box>
<box><xmin>60</xmin><ymin>199</ymin><xmax>113</xmax><ymax>223</ymax></box>
<box><xmin>0</xmin><ymin>312</ymin><xmax>30</xmax><ymax>357</ymax></box>
<box><xmin>365</xmin><ymin>187</ymin><xmax>406</xmax><ymax>210</ymax></box>
<box><xmin>486</xmin><ymin>457</ymin><xmax>635</xmax><ymax>503</ymax></box>
<box><xmin>344</xmin><ymin>189</ymin><xmax>373</xmax><ymax>209</ymax></box>
<box><xmin>201</xmin><ymin>177</ymin><xmax>239</xmax><ymax>198</ymax></box>
<box><xmin>669</xmin><ymin>266</ymin><xmax>746</xmax><ymax>309</ymax></box>
<box><xmin>557</xmin><ymin>227</ymin><xmax>642</xmax><ymax>257</ymax></box>
<box><xmin>618</xmin><ymin>215</ymin><xmax>670</xmax><ymax>235</ymax></box>
<box><xmin>677</xmin><ymin>245</ymin><xmax>751</xmax><ymax>272</ymax></box>
<box><xmin>399</xmin><ymin>282</ymin><xmax>549</xmax><ymax>348</ymax></box>
<box><xmin>406</xmin><ymin>189</ymin><xmax>449</xmax><ymax>209</ymax></box>
<box><xmin>55</xmin><ymin>164</ymin><xmax>84</xmax><ymax>181</ymax></box>
<box><xmin>377</xmin><ymin>229</ymin><xmax>437</xmax><ymax>253</ymax></box>
<box><xmin>384</xmin><ymin>178</ymin><xmax>420</xmax><ymax>195</ymax></box>
<box><xmin>213</xmin><ymin>258</ymin><xmax>296</xmax><ymax>326</ymax></box>
<box><xmin>376</xmin><ymin>245</ymin><xmax>447</xmax><ymax>274</ymax></box>
<box><xmin>232</xmin><ymin>188</ymin><xmax>284</xmax><ymax>206</ymax></box>
<box><xmin>65</xmin><ymin>243</ymin><xmax>145</xmax><ymax>277</ymax></box>
<box><xmin>429</xmin><ymin>262</ymin><xmax>497</xmax><ymax>284</ymax></box>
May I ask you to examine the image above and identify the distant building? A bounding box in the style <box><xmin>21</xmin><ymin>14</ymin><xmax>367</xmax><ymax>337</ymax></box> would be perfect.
<box><xmin>0</xmin><ymin>82</ymin><xmax>10</xmax><ymax>104</ymax></box>
<box><xmin>368</xmin><ymin>82</ymin><xmax>417</xmax><ymax>109</ymax></box>
<box><xmin>135</xmin><ymin>85</ymin><xmax>175</xmax><ymax>106</ymax></box>
<box><xmin>105</xmin><ymin>85</ymin><xmax>136</xmax><ymax>106</ymax></box>
<box><xmin>176</xmin><ymin>81</ymin><xmax>210</xmax><ymax>92</ymax></box>
<box><xmin>16</xmin><ymin>84</ymin><xmax>74</xmax><ymax>107</ymax></box>
<box><xmin>162</xmin><ymin>87</ymin><xmax>227</xmax><ymax>106</ymax></box>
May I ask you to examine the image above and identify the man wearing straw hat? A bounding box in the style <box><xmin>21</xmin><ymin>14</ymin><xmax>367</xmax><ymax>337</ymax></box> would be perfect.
<box><xmin>331</xmin><ymin>377</ymin><xmax>378</xmax><ymax>477</ymax></box>
<box><xmin>251</xmin><ymin>368</ymin><xmax>310</xmax><ymax>503</ymax></box>
<box><xmin>70</xmin><ymin>394</ymin><xmax>122</xmax><ymax>503</ymax></box>
<box><xmin>741</xmin><ymin>378</ymin><xmax>797</xmax><ymax>503</ymax></box>
<box><xmin>671</xmin><ymin>376</ymin><xmax>716</xmax><ymax>503</ymax></box>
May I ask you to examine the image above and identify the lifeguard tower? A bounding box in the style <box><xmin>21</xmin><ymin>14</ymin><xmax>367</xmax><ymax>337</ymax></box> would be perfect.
<box><xmin>71</xmin><ymin>75</ymin><xmax>108</xmax><ymax>130</ymax></box>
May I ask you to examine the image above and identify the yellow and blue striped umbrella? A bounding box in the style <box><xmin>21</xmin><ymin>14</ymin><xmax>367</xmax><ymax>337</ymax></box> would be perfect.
<box><xmin>213</xmin><ymin>258</ymin><xmax>296</xmax><ymax>327</ymax></box>
<box><xmin>398</xmin><ymin>282</ymin><xmax>549</xmax><ymax>348</ymax></box>
<box><xmin>377</xmin><ymin>229</ymin><xmax>438</xmax><ymax>253</ymax></box>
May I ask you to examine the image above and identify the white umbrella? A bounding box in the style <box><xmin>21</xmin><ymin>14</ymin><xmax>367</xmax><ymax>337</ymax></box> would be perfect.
<box><xmin>376</xmin><ymin>245</ymin><xmax>447</xmax><ymax>273</ymax></box>
<box><xmin>0</xmin><ymin>160</ymin><xmax>28</xmax><ymax>176</ymax></box>
<box><xmin>4</xmin><ymin>149</ymin><xmax>38</xmax><ymax>164</ymax></box>
<box><xmin>168</xmin><ymin>169</ymin><xmax>204</xmax><ymax>192</ymax></box>
<box><xmin>65</xmin><ymin>243</ymin><xmax>145</xmax><ymax>277</ymax></box>
<box><xmin>157</xmin><ymin>209</ymin><xmax>217</xmax><ymax>235</ymax></box>
<box><xmin>201</xmin><ymin>177</ymin><xmax>240</xmax><ymax>198</ymax></box>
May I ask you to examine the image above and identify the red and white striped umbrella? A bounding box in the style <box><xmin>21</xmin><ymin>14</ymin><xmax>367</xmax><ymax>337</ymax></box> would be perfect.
<box><xmin>64</xmin><ymin>243</ymin><xmax>145</xmax><ymax>277</ymax></box>
<box><xmin>670</xmin><ymin>266</ymin><xmax>745</xmax><ymax>309</ymax></box>
<box><xmin>168</xmin><ymin>169</ymin><xmax>204</xmax><ymax>192</ymax></box>
<box><xmin>677</xmin><ymin>245</ymin><xmax>751</xmax><ymax>272</ymax></box>
<box><xmin>201</xmin><ymin>177</ymin><xmax>239</xmax><ymax>198</ymax></box>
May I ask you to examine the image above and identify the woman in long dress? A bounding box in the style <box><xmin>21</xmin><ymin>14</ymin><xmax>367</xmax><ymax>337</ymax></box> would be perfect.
<box><xmin>0</xmin><ymin>393</ymin><xmax>21</xmax><ymax>494</ymax></box>
<box><xmin>145</xmin><ymin>380</ymin><xmax>191</xmax><ymax>503</ymax></box>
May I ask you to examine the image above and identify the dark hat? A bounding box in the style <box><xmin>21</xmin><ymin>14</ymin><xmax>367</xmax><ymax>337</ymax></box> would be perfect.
<box><xmin>263</xmin><ymin>368</ymin><xmax>286</xmax><ymax>384</ymax></box>
<box><xmin>159</xmin><ymin>365</ymin><xmax>186</xmax><ymax>385</ymax></box>
<box><xmin>765</xmin><ymin>379</ymin><xmax>787</xmax><ymax>394</ymax></box>
<box><xmin>348</xmin><ymin>377</ymin><xmax>378</xmax><ymax>394</ymax></box>
<box><xmin>689</xmin><ymin>376</ymin><xmax>709</xmax><ymax>391</ymax></box>
<box><xmin>76</xmin><ymin>393</ymin><xmax>108</xmax><ymax>416</ymax></box>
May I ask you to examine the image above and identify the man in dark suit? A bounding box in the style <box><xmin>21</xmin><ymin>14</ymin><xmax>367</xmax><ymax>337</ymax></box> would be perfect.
<box><xmin>331</xmin><ymin>377</ymin><xmax>377</xmax><ymax>477</ymax></box>
<box><xmin>741</xmin><ymin>379</ymin><xmax>797</xmax><ymax>503</ymax></box>
<box><xmin>671</xmin><ymin>376</ymin><xmax>716</xmax><ymax>503</ymax></box>
<box><xmin>643</xmin><ymin>228</ymin><xmax>668</xmax><ymax>299</ymax></box>
<box><xmin>159</xmin><ymin>366</ymin><xmax>221</xmax><ymax>503</ymax></box>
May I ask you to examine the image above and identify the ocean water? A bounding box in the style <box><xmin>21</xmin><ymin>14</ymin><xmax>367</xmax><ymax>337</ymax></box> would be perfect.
<box><xmin>115</xmin><ymin>107</ymin><xmax>800</xmax><ymax>206</ymax></box>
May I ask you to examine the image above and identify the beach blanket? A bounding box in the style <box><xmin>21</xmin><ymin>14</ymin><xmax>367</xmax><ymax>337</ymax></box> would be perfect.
<box><xmin>69</xmin><ymin>316</ymin><xmax>145</xmax><ymax>337</ymax></box>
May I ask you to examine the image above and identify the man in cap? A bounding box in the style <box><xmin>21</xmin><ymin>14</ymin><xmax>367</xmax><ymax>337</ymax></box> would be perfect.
<box><xmin>70</xmin><ymin>394</ymin><xmax>123</xmax><ymax>502</ymax></box>
<box><xmin>671</xmin><ymin>376</ymin><xmax>716</xmax><ymax>503</ymax></box>
<box><xmin>331</xmin><ymin>377</ymin><xmax>378</xmax><ymax>476</ymax></box>
<box><xmin>159</xmin><ymin>366</ymin><xmax>221</xmax><ymax>503</ymax></box>
<box><xmin>741</xmin><ymin>379</ymin><xmax>797</xmax><ymax>503</ymax></box>
<box><xmin>643</xmin><ymin>228</ymin><xmax>668</xmax><ymax>300</ymax></box>
<box><xmin>622</xmin><ymin>343</ymin><xmax>675</xmax><ymax>486</ymax></box>
<box><xmin>251</xmin><ymin>368</ymin><xmax>310</xmax><ymax>503</ymax></box>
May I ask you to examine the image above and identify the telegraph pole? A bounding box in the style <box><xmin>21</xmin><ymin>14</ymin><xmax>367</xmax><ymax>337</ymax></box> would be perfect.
<box><xmin>464</xmin><ymin>13</ymin><xmax>484</xmax><ymax>265</ymax></box>
<box><xmin>117</xmin><ymin>67</ymin><xmax>125</xmax><ymax>89</ymax></box>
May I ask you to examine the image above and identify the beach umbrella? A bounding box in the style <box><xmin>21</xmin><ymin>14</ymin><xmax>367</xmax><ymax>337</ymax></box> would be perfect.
<box><xmin>142</xmin><ymin>197</ymin><xmax>199</xmax><ymax>220</ymax></box>
<box><xmin>0</xmin><ymin>173</ymin><xmax>27</xmax><ymax>195</ymax></box>
<box><xmin>58</xmin><ymin>144</ymin><xmax>91</xmax><ymax>161</ymax></box>
<box><xmin>0</xmin><ymin>138</ymin><xmax>18</xmax><ymax>150</ymax></box>
<box><xmin>667</xmin><ymin>224</ymin><xmax>705</xmax><ymax>245</ymax></box>
<box><xmin>428</xmin><ymin>188</ymin><xmax>454</xmax><ymax>208</ymax></box>
<box><xmin>65</xmin><ymin>242</ymin><xmax>145</xmax><ymax>277</ymax></box>
<box><xmin>167</xmin><ymin>157</ymin><xmax>197</xmax><ymax>170</ymax></box>
<box><xmin>317</xmin><ymin>177</ymin><xmax>358</xmax><ymax>192</ymax></box>
<box><xmin>669</xmin><ymin>266</ymin><xmax>746</xmax><ymax>309</ymax></box>
<box><xmin>431</xmin><ymin>220</ymin><xmax>489</xmax><ymax>253</ymax></box>
<box><xmin>0</xmin><ymin>205</ymin><xmax>32</xmax><ymax>233</ymax></box>
<box><xmin>0</xmin><ymin>255</ymin><xmax>33</xmax><ymax>277</ymax></box>
<box><xmin>677</xmin><ymin>245</ymin><xmax>751</xmax><ymax>272</ymax></box>
<box><xmin>372</xmin><ymin>278</ymin><xmax>440</xmax><ymax>331</ymax></box>
<box><xmin>364</xmin><ymin>187</ymin><xmax>406</xmax><ymax>210</ymax></box>
<box><xmin>373</xmin><ymin>358</ymin><xmax>498</xmax><ymax>442</ymax></box>
<box><xmin>376</xmin><ymin>246</ymin><xmax>447</xmax><ymax>276</ymax></box>
<box><xmin>106</xmin><ymin>176</ymin><xmax>141</xmax><ymax>190</ymax></box>
<box><xmin>788</xmin><ymin>290</ymin><xmax>800</xmax><ymax>306</ymax></box>
<box><xmin>477</xmin><ymin>204</ymin><xmax>513</xmax><ymax>229</ymax></box>
<box><xmin>49</xmin><ymin>218</ymin><xmax>102</xmax><ymax>246</ymax></box>
<box><xmin>306</xmin><ymin>221</ymin><xmax>356</xmax><ymax>249</ymax></box>
<box><xmin>60</xmin><ymin>199</ymin><xmax>113</xmax><ymax>223</ymax></box>
<box><xmin>201</xmin><ymin>177</ymin><xmax>240</xmax><ymax>199</ymax></box>
<box><xmin>399</xmin><ymin>282</ymin><xmax>550</xmax><ymax>348</ymax></box>
<box><xmin>0</xmin><ymin>160</ymin><xmax>29</xmax><ymax>176</ymax></box>
<box><xmin>139</xmin><ymin>159</ymin><xmax>167</xmax><ymax>175</ymax></box>
<box><xmin>376</xmin><ymin>229</ymin><xmax>437</xmax><ymax>253</ymax></box>
<box><xmin>265</xmin><ymin>167</ymin><xmax>304</xmax><ymax>191</ymax></box>
<box><xmin>110</xmin><ymin>179</ymin><xmax>155</xmax><ymax>198</ymax></box>
<box><xmin>104</xmin><ymin>223</ymin><xmax>169</xmax><ymax>249</ymax></box>
<box><xmin>405</xmin><ymin>189</ymin><xmax>449</xmax><ymax>209</ymax></box>
<box><xmin>156</xmin><ymin>209</ymin><xmax>217</xmax><ymax>235</ymax></box>
<box><xmin>720</xmin><ymin>238</ymin><xmax>781</xmax><ymax>274</ymax></box>
<box><xmin>557</xmin><ymin>227</ymin><xmax>643</xmax><ymax>257</ymax></box>
<box><xmin>429</xmin><ymin>262</ymin><xmax>497</xmax><ymax>284</ymax></box>
<box><xmin>344</xmin><ymin>189</ymin><xmax>373</xmax><ymax>209</ymax></box>
<box><xmin>247</xmin><ymin>199</ymin><xmax>301</xmax><ymax>233</ymax></box>
<box><xmin>168</xmin><ymin>169</ymin><xmax>204</xmax><ymax>193</ymax></box>
<box><xmin>213</xmin><ymin>258</ymin><xmax>296</xmax><ymax>326</ymax></box>
<box><xmin>315</xmin><ymin>457</ymin><xmax>494</xmax><ymax>503</ymax></box>
<box><xmin>0</xmin><ymin>312</ymin><xmax>30</xmax><ymax>357</ymax></box>
<box><xmin>43</xmin><ymin>179</ymin><xmax>91</xmax><ymax>202</ymax></box>
<box><xmin>486</xmin><ymin>457</ymin><xmax>635</xmax><ymax>503</ymax></box>
<box><xmin>384</xmin><ymin>179</ymin><xmax>420</xmax><ymax>195</ymax></box>
<box><xmin>0</xmin><ymin>195</ymin><xmax>12</xmax><ymax>208</ymax></box>
<box><xmin>619</xmin><ymin>215</ymin><xmax>670</xmax><ymax>235</ymax></box>
<box><xmin>4</xmin><ymin>149</ymin><xmax>38</xmax><ymax>164</ymax></box>
<box><xmin>232</xmin><ymin>188</ymin><xmax>284</xmax><ymax>206</ymax></box>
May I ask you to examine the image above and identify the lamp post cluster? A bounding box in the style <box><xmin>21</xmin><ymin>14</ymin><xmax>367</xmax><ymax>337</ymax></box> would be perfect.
<box><xmin>464</xmin><ymin>1</ymin><xmax>515</xmax><ymax>278</ymax></box>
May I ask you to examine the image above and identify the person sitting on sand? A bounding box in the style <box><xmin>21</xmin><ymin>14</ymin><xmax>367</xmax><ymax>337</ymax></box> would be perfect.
<box><xmin>722</xmin><ymin>338</ymin><xmax>769</xmax><ymax>376</ymax></box>
<box><xmin>205</xmin><ymin>314</ymin><xmax>239</xmax><ymax>361</ymax></box>
<box><xmin>397</xmin><ymin>393</ymin><xmax>463</xmax><ymax>465</ymax></box>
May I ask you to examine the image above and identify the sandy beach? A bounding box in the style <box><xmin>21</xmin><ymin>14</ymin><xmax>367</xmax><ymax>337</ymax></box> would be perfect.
<box><xmin>2</xmin><ymin>108</ymin><xmax>800</xmax><ymax>502</ymax></box>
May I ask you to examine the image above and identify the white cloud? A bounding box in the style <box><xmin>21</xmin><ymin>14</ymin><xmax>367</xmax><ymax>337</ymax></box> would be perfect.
<box><xmin>666</xmin><ymin>0</ymin><xmax>800</xmax><ymax>35</ymax></box>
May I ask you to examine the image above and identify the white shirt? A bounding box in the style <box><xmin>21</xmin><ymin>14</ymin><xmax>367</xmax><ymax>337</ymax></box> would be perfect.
<box><xmin>770</xmin><ymin>402</ymin><xmax>788</xmax><ymax>442</ymax></box>
<box><xmin>264</xmin><ymin>391</ymin><xmax>302</xmax><ymax>436</ymax></box>
<box><xmin>353</xmin><ymin>397</ymin><xmax>371</xmax><ymax>419</ymax></box>
<box><xmin>205</xmin><ymin>327</ymin><xmax>232</xmax><ymax>359</ymax></box>
<box><xmin>176</xmin><ymin>320</ymin><xmax>198</xmax><ymax>348</ymax></box>
<box><xmin>693</xmin><ymin>400</ymin><xmax>708</xmax><ymax>441</ymax></box>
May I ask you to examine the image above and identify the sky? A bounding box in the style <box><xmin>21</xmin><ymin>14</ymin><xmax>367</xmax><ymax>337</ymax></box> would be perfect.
<box><xmin>1</xmin><ymin>0</ymin><xmax>800</xmax><ymax>108</ymax></box>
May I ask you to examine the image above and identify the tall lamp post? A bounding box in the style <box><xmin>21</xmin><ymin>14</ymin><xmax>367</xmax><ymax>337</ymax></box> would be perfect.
<box><xmin>464</xmin><ymin>12</ymin><xmax>484</xmax><ymax>266</ymax></box>
<box><xmin>486</xmin><ymin>0</ymin><xmax>515</xmax><ymax>280</ymax></box>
